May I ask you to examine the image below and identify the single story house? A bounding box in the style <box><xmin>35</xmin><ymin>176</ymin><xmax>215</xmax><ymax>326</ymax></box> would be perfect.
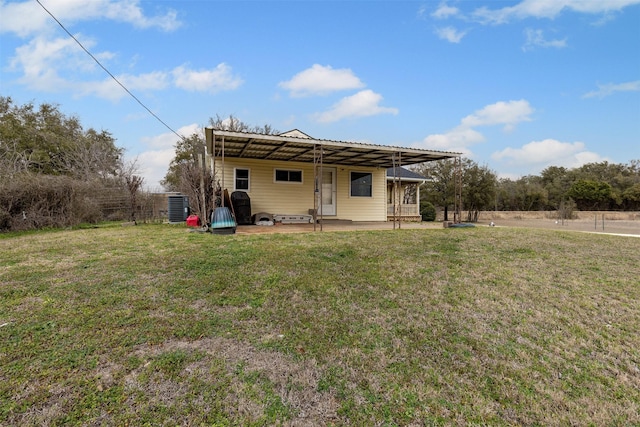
<box><xmin>205</xmin><ymin>128</ymin><xmax>459</xmax><ymax>223</ymax></box>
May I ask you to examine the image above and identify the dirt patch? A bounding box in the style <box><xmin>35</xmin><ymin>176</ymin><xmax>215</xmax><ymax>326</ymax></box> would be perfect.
<box><xmin>123</xmin><ymin>337</ymin><xmax>339</xmax><ymax>425</ymax></box>
<box><xmin>476</xmin><ymin>216</ymin><xmax>640</xmax><ymax>236</ymax></box>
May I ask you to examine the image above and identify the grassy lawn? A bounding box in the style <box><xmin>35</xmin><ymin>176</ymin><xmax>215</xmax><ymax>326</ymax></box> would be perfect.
<box><xmin>1</xmin><ymin>224</ymin><xmax>639</xmax><ymax>426</ymax></box>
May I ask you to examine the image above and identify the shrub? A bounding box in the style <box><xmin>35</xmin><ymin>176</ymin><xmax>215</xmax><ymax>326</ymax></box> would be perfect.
<box><xmin>0</xmin><ymin>208</ymin><xmax>11</xmax><ymax>231</ymax></box>
<box><xmin>420</xmin><ymin>201</ymin><xmax>436</xmax><ymax>222</ymax></box>
<box><xmin>0</xmin><ymin>174</ymin><xmax>127</xmax><ymax>231</ymax></box>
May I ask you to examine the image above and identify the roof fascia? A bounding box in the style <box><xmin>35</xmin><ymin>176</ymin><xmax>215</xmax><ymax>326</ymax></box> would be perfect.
<box><xmin>205</xmin><ymin>128</ymin><xmax>461</xmax><ymax>159</ymax></box>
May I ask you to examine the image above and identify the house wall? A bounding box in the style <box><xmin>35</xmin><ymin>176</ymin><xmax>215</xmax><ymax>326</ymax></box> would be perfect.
<box><xmin>215</xmin><ymin>157</ymin><xmax>386</xmax><ymax>221</ymax></box>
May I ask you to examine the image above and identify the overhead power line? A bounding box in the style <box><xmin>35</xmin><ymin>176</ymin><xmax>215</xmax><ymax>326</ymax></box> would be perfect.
<box><xmin>35</xmin><ymin>0</ymin><xmax>186</xmax><ymax>142</ymax></box>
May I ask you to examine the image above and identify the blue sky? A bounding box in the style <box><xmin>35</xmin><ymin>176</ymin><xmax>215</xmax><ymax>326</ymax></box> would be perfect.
<box><xmin>1</xmin><ymin>0</ymin><xmax>639</xmax><ymax>189</ymax></box>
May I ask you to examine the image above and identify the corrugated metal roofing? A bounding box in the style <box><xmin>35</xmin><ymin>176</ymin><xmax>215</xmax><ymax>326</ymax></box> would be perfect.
<box><xmin>205</xmin><ymin>128</ymin><xmax>460</xmax><ymax>168</ymax></box>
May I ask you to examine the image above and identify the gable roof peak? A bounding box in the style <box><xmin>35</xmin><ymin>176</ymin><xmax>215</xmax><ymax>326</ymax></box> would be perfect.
<box><xmin>279</xmin><ymin>129</ymin><xmax>312</xmax><ymax>139</ymax></box>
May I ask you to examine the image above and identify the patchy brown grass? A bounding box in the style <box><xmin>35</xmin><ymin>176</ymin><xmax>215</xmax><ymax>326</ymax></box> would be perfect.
<box><xmin>1</xmin><ymin>224</ymin><xmax>639</xmax><ymax>425</ymax></box>
<box><xmin>477</xmin><ymin>210</ymin><xmax>640</xmax><ymax>221</ymax></box>
<box><xmin>476</xmin><ymin>210</ymin><xmax>640</xmax><ymax>236</ymax></box>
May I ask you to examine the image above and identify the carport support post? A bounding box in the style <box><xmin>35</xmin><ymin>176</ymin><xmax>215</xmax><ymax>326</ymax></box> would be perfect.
<box><xmin>210</xmin><ymin>130</ymin><xmax>216</xmax><ymax>217</ymax></box>
<box><xmin>313</xmin><ymin>144</ymin><xmax>317</xmax><ymax>232</ymax></box>
<box><xmin>454</xmin><ymin>155</ymin><xmax>462</xmax><ymax>223</ymax></box>
<box><xmin>392</xmin><ymin>153</ymin><xmax>396</xmax><ymax>229</ymax></box>
<box><xmin>398</xmin><ymin>152</ymin><xmax>402</xmax><ymax>229</ymax></box>
<box><xmin>199</xmin><ymin>153</ymin><xmax>205</xmax><ymax>221</ymax></box>
<box><xmin>392</xmin><ymin>152</ymin><xmax>402</xmax><ymax>230</ymax></box>
<box><xmin>313</xmin><ymin>143</ymin><xmax>323</xmax><ymax>232</ymax></box>
<box><xmin>319</xmin><ymin>144</ymin><xmax>323</xmax><ymax>231</ymax></box>
<box><xmin>221</xmin><ymin>135</ymin><xmax>225</xmax><ymax>208</ymax></box>
<box><xmin>392</xmin><ymin>153</ymin><xmax>397</xmax><ymax>229</ymax></box>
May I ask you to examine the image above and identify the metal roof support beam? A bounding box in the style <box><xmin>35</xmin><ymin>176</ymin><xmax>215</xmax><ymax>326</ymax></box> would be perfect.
<box><xmin>313</xmin><ymin>144</ymin><xmax>317</xmax><ymax>232</ymax></box>
<box><xmin>238</xmin><ymin>138</ymin><xmax>255</xmax><ymax>157</ymax></box>
<box><xmin>454</xmin><ymin>155</ymin><xmax>462</xmax><ymax>223</ymax></box>
<box><xmin>398</xmin><ymin>151</ymin><xmax>402</xmax><ymax>229</ymax></box>
<box><xmin>264</xmin><ymin>141</ymin><xmax>292</xmax><ymax>160</ymax></box>
<box><xmin>392</xmin><ymin>153</ymin><xmax>397</xmax><ymax>229</ymax></box>
<box><xmin>210</xmin><ymin>131</ymin><xmax>216</xmax><ymax>215</ymax></box>
<box><xmin>287</xmin><ymin>147</ymin><xmax>315</xmax><ymax>162</ymax></box>
<box><xmin>313</xmin><ymin>144</ymin><xmax>323</xmax><ymax>232</ymax></box>
<box><xmin>392</xmin><ymin>152</ymin><xmax>402</xmax><ymax>230</ymax></box>
<box><xmin>319</xmin><ymin>145</ymin><xmax>323</xmax><ymax>231</ymax></box>
<box><xmin>221</xmin><ymin>135</ymin><xmax>225</xmax><ymax>208</ymax></box>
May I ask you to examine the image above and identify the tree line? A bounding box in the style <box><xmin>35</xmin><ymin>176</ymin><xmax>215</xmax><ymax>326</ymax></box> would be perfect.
<box><xmin>416</xmin><ymin>158</ymin><xmax>640</xmax><ymax>221</ymax></box>
<box><xmin>0</xmin><ymin>96</ymin><xmax>144</xmax><ymax>231</ymax></box>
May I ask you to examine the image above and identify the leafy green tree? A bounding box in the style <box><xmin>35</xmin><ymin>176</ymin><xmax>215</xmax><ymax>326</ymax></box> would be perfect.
<box><xmin>162</xmin><ymin>133</ymin><xmax>207</xmax><ymax>191</ymax></box>
<box><xmin>512</xmin><ymin>176</ymin><xmax>548</xmax><ymax>211</ymax></box>
<box><xmin>567</xmin><ymin>179</ymin><xmax>613</xmax><ymax>210</ymax></box>
<box><xmin>622</xmin><ymin>183</ymin><xmax>640</xmax><ymax>210</ymax></box>
<box><xmin>415</xmin><ymin>158</ymin><xmax>456</xmax><ymax>221</ymax></box>
<box><xmin>0</xmin><ymin>96</ymin><xmax>122</xmax><ymax>180</ymax></box>
<box><xmin>461</xmin><ymin>161</ymin><xmax>497</xmax><ymax>222</ymax></box>
<box><xmin>416</xmin><ymin>158</ymin><xmax>496</xmax><ymax>222</ymax></box>
<box><xmin>540</xmin><ymin>166</ymin><xmax>572</xmax><ymax>209</ymax></box>
<box><xmin>0</xmin><ymin>97</ymin><xmax>132</xmax><ymax>230</ymax></box>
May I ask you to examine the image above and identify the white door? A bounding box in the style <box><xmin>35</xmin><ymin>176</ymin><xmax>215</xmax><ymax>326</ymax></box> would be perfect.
<box><xmin>318</xmin><ymin>168</ymin><xmax>336</xmax><ymax>216</ymax></box>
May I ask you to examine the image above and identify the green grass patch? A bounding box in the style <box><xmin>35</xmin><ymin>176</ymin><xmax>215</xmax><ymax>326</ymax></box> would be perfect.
<box><xmin>1</xmin><ymin>224</ymin><xmax>639</xmax><ymax>425</ymax></box>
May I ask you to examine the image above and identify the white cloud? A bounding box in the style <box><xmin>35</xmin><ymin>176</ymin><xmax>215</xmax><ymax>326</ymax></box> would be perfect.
<box><xmin>172</xmin><ymin>63</ymin><xmax>243</xmax><ymax>93</ymax></box>
<box><xmin>583</xmin><ymin>80</ymin><xmax>640</xmax><ymax>98</ymax></box>
<box><xmin>417</xmin><ymin>4</ymin><xmax>428</xmax><ymax>19</ymax></box>
<box><xmin>422</xmin><ymin>127</ymin><xmax>485</xmax><ymax>150</ymax></box>
<box><xmin>141</xmin><ymin>123</ymin><xmax>201</xmax><ymax>149</ymax></box>
<box><xmin>419</xmin><ymin>100</ymin><xmax>534</xmax><ymax>152</ymax></box>
<box><xmin>432</xmin><ymin>3</ymin><xmax>460</xmax><ymax>19</ymax></box>
<box><xmin>1</xmin><ymin>1</ymin><xmax>199</xmax><ymax>102</ymax></box>
<box><xmin>435</xmin><ymin>26</ymin><xmax>467</xmax><ymax>43</ymax></box>
<box><xmin>522</xmin><ymin>28</ymin><xmax>567</xmax><ymax>51</ymax></box>
<box><xmin>279</xmin><ymin>64</ymin><xmax>365</xmax><ymax>97</ymax></box>
<box><xmin>314</xmin><ymin>90</ymin><xmax>398</xmax><ymax>123</ymax></box>
<box><xmin>132</xmin><ymin>148</ymin><xmax>177</xmax><ymax>190</ymax></box>
<box><xmin>99</xmin><ymin>1</ymin><xmax>180</xmax><ymax>31</ymax></box>
<box><xmin>460</xmin><ymin>100</ymin><xmax>534</xmax><ymax>131</ymax></box>
<box><xmin>8</xmin><ymin>34</ymin><xmax>241</xmax><ymax>100</ymax></box>
<box><xmin>0</xmin><ymin>1</ymin><xmax>51</xmax><ymax>37</ymax></box>
<box><xmin>9</xmin><ymin>36</ymin><xmax>82</xmax><ymax>90</ymax></box>
<box><xmin>0</xmin><ymin>0</ymin><xmax>181</xmax><ymax>37</ymax></box>
<box><xmin>136</xmin><ymin>124</ymin><xmax>202</xmax><ymax>189</ymax></box>
<box><xmin>472</xmin><ymin>0</ymin><xmax>640</xmax><ymax>25</ymax></box>
<box><xmin>9</xmin><ymin>35</ymin><xmax>169</xmax><ymax>100</ymax></box>
<box><xmin>491</xmin><ymin>139</ymin><xmax>605</xmax><ymax>169</ymax></box>
<box><xmin>80</xmin><ymin>72</ymin><xmax>169</xmax><ymax>101</ymax></box>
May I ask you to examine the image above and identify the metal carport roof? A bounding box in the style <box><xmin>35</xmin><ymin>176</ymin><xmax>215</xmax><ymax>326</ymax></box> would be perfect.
<box><xmin>205</xmin><ymin>128</ymin><xmax>460</xmax><ymax>168</ymax></box>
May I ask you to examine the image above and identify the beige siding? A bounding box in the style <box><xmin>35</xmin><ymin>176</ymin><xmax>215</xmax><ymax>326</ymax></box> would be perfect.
<box><xmin>214</xmin><ymin>158</ymin><xmax>386</xmax><ymax>221</ymax></box>
<box><xmin>335</xmin><ymin>167</ymin><xmax>386</xmax><ymax>221</ymax></box>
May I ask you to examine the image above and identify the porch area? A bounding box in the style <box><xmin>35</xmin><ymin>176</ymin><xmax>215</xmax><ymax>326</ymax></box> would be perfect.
<box><xmin>386</xmin><ymin>167</ymin><xmax>425</xmax><ymax>222</ymax></box>
<box><xmin>234</xmin><ymin>220</ymin><xmax>441</xmax><ymax>234</ymax></box>
<box><xmin>386</xmin><ymin>204</ymin><xmax>421</xmax><ymax>222</ymax></box>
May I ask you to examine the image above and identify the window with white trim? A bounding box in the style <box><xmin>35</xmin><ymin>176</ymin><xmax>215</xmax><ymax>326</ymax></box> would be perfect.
<box><xmin>274</xmin><ymin>169</ymin><xmax>303</xmax><ymax>183</ymax></box>
<box><xmin>234</xmin><ymin>168</ymin><xmax>250</xmax><ymax>191</ymax></box>
<box><xmin>350</xmin><ymin>172</ymin><xmax>372</xmax><ymax>197</ymax></box>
